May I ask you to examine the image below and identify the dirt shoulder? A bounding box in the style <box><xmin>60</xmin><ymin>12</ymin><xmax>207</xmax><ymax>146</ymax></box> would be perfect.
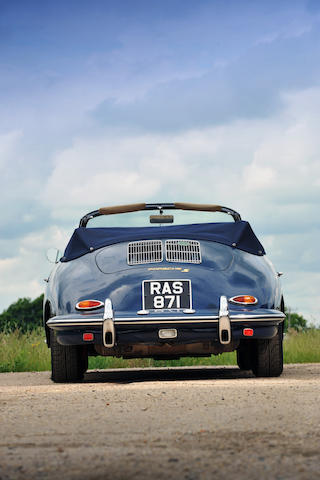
<box><xmin>1</xmin><ymin>364</ymin><xmax>320</xmax><ymax>479</ymax></box>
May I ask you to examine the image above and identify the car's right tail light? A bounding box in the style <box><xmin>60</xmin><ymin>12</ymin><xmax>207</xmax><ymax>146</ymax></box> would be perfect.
<box><xmin>229</xmin><ymin>295</ymin><xmax>258</xmax><ymax>305</ymax></box>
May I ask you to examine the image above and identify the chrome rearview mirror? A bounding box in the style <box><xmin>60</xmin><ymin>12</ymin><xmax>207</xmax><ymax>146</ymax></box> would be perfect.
<box><xmin>46</xmin><ymin>248</ymin><xmax>61</xmax><ymax>264</ymax></box>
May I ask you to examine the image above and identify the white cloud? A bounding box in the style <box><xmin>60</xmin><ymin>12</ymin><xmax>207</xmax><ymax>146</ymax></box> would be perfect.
<box><xmin>282</xmin><ymin>272</ymin><xmax>320</xmax><ymax>326</ymax></box>
<box><xmin>43</xmin><ymin>135</ymin><xmax>164</xmax><ymax>219</ymax></box>
<box><xmin>43</xmin><ymin>88</ymin><xmax>320</xmax><ymax>219</ymax></box>
<box><xmin>256</xmin><ymin>23</ymin><xmax>312</xmax><ymax>45</ymax></box>
<box><xmin>243</xmin><ymin>163</ymin><xmax>276</xmax><ymax>190</ymax></box>
<box><xmin>0</xmin><ymin>226</ymin><xmax>70</xmax><ymax>310</ymax></box>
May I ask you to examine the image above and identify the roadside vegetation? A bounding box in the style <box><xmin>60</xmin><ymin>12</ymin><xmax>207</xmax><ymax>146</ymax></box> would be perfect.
<box><xmin>0</xmin><ymin>295</ymin><xmax>44</xmax><ymax>333</ymax></box>
<box><xmin>0</xmin><ymin>328</ymin><xmax>49</xmax><ymax>373</ymax></box>
<box><xmin>0</xmin><ymin>327</ymin><xmax>319</xmax><ymax>373</ymax></box>
<box><xmin>0</xmin><ymin>295</ymin><xmax>319</xmax><ymax>373</ymax></box>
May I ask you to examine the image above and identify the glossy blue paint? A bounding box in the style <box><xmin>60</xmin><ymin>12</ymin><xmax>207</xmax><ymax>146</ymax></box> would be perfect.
<box><xmin>45</xmin><ymin>238</ymin><xmax>281</xmax><ymax>318</ymax></box>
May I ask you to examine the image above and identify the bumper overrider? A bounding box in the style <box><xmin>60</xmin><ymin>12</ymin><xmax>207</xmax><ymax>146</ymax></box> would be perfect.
<box><xmin>47</xmin><ymin>297</ymin><xmax>285</xmax><ymax>350</ymax></box>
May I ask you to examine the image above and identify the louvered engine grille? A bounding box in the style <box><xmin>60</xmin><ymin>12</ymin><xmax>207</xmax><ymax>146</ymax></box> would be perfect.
<box><xmin>165</xmin><ymin>239</ymin><xmax>202</xmax><ymax>264</ymax></box>
<box><xmin>127</xmin><ymin>240</ymin><xmax>163</xmax><ymax>265</ymax></box>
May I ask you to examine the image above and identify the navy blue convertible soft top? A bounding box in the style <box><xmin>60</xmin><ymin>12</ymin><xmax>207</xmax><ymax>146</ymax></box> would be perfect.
<box><xmin>61</xmin><ymin>221</ymin><xmax>265</xmax><ymax>262</ymax></box>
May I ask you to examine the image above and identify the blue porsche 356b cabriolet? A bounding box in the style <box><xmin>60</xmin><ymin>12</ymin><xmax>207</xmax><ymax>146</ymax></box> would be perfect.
<box><xmin>44</xmin><ymin>202</ymin><xmax>285</xmax><ymax>382</ymax></box>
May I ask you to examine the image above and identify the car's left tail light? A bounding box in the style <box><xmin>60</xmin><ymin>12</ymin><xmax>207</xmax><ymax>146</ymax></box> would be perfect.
<box><xmin>76</xmin><ymin>300</ymin><xmax>104</xmax><ymax>310</ymax></box>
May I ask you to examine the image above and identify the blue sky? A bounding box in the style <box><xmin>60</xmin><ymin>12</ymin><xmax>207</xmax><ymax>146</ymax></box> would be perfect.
<box><xmin>1</xmin><ymin>0</ymin><xmax>320</xmax><ymax>323</ymax></box>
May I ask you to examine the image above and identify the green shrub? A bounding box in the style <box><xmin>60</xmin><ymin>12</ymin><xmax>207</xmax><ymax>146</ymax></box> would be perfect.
<box><xmin>284</xmin><ymin>309</ymin><xmax>308</xmax><ymax>332</ymax></box>
<box><xmin>0</xmin><ymin>295</ymin><xmax>44</xmax><ymax>333</ymax></box>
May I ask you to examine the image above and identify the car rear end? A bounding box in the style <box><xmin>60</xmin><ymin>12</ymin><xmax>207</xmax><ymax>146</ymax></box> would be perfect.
<box><xmin>45</xmin><ymin>203</ymin><xmax>285</xmax><ymax>381</ymax></box>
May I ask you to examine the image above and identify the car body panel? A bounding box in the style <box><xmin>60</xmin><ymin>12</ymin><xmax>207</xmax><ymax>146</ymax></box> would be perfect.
<box><xmin>45</xmin><ymin>242</ymin><xmax>281</xmax><ymax>317</ymax></box>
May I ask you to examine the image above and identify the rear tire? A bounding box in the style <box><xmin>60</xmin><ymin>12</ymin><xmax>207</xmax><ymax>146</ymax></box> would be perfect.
<box><xmin>236</xmin><ymin>341</ymin><xmax>253</xmax><ymax>370</ymax></box>
<box><xmin>50</xmin><ymin>330</ymin><xmax>87</xmax><ymax>383</ymax></box>
<box><xmin>251</xmin><ymin>325</ymin><xmax>283</xmax><ymax>377</ymax></box>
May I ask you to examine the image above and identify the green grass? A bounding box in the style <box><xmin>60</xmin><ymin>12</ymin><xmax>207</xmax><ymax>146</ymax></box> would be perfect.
<box><xmin>0</xmin><ymin>328</ymin><xmax>319</xmax><ymax>373</ymax></box>
<box><xmin>88</xmin><ymin>351</ymin><xmax>237</xmax><ymax>370</ymax></box>
<box><xmin>0</xmin><ymin>329</ymin><xmax>50</xmax><ymax>373</ymax></box>
<box><xmin>283</xmin><ymin>329</ymin><xmax>320</xmax><ymax>363</ymax></box>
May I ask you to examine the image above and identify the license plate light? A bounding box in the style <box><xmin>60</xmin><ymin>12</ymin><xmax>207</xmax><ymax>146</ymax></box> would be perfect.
<box><xmin>158</xmin><ymin>328</ymin><xmax>177</xmax><ymax>339</ymax></box>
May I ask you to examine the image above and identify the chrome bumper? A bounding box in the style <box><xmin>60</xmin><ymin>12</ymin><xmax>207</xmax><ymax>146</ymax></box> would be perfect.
<box><xmin>46</xmin><ymin>312</ymin><xmax>285</xmax><ymax>328</ymax></box>
<box><xmin>46</xmin><ymin>314</ymin><xmax>286</xmax><ymax>328</ymax></box>
<box><xmin>47</xmin><ymin>296</ymin><xmax>285</xmax><ymax>346</ymax></box>
<box><xmin>47</xmin><ymin>296</ymin><xmax>285</xmax><ymax>348</ymax></box>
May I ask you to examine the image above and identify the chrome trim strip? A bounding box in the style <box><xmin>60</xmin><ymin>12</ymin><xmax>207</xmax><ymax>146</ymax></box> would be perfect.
<box><xmin>116</xmin><ymin>319</ymin><xmax>219</xmax><ymax>325</ymax></box>
<box><xmin>47</xmin><ymin>318</ymin><xmax>101</xmax><ymax>325</ymax></box>
<box><xmin>119</xmin><ymin>314</ymin><xmax>219</xmax><ymax>322</ymax></box>
<box><xmin>48</xmin><ymin>322</ymin><xmax>103</xmax><ymax>327</ymax></box>
<box><xmin>47</xmin><ymin>312</ymin><xmax>285</xmax><ymax>328</ymax></box>
<box><xmin>117</xmin><ymin>315</ymin><xmax>285</xmax><ymax>326</ymax></box>
<box><xmin>230</xmin><ymin>313</ymin><xmax>285</xmax><ymax>320</ymax></box>
<box><xmin>230</xmin><ymin>318</ymin><xmax>284</xmax><ymax>322</ymax></box>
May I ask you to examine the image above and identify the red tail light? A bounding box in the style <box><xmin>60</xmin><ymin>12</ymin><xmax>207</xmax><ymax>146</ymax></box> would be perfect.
<box><xmin>243</xmin><ymin>328</ymin><xmax>254</xmax><ymax>337</ymax></box>
<box><xmin>76</xmin><ymin>300</ymin><xmax>104</xmax><ymax>310</ymax></box>
<box><xmin>229</xmin><ymin>295</ymin><xmax>258</xmax><ymax>305</ymax></box>
<box><xmin>83</xmin><ymin>333</ymin><xmax>94</xmax><ymax>341</ymax></box>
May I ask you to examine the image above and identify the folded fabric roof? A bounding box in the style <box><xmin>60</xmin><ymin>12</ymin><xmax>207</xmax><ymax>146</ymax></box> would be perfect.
<box><xmin>61</xmin><ymin>221</ymin><xmax>265</xmax><ymax>262</ymax></box>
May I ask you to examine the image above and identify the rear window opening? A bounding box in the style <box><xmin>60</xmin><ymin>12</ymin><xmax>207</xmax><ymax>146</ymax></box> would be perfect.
<box><xmin>86</xmin><ymin>209</ymin><xmax>234</xmax><ymax>228</ymax></box>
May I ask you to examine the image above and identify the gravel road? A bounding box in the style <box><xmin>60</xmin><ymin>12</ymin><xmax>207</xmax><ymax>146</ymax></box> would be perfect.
<box><xmin>0</xmin><ymin>364</ymin><xmax>320</xmax><ymax>480</ymax></box>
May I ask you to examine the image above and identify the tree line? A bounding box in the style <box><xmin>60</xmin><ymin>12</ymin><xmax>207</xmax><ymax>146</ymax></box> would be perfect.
<box><xmin>0</xmin><ymin>295</ymin><xmax>44</xmax><ymax>333</ymax></box>
<box><xmin>0</xmin><ymin>294</ymin><xmax>312</xmax><ymax>333</ymax></box>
